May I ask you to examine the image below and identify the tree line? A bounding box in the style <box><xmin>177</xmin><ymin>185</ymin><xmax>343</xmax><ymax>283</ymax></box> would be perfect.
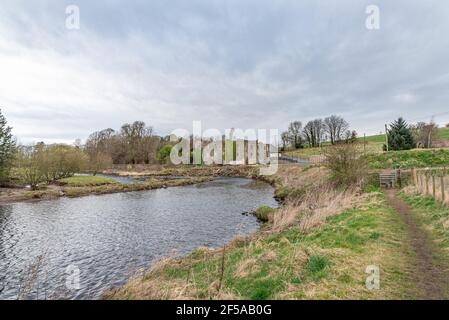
<box><xmin>0</xmin><ymin>107</ymin><xmax>448</xmax><ymax>188</ymax></box>
<box><xmin>0</xmin><ymin>109</ymin><xmax>174</xmax><ymax>187</ymax></box>
<box><xmin>281</xmin><ymin>114</ymin><xmax>446</xmax><ymax>152</ymax></box>
<box><xmin>85</xmin><ymin>121</ymin><xmax>171</xmax><ymax>174</ymax></box>
<box><xmin>281</xmin><ymin>115</ymin><xmax>357</xmax><ymax>150</ymax></box>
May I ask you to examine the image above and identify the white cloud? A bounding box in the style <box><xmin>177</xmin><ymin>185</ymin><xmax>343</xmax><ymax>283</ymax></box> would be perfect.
<box><xmin>1</xmin><ymin>0</ymin><xmax>449</xmax><ymax>143</ymax></box>
<box><xmin>394</xmin><ymin>93</ymin><xmax>417</xmax><ymax>103</ymax></box>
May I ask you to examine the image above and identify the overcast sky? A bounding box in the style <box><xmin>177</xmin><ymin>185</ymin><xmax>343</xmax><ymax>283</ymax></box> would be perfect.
<box><xmin>1</xmin><ymin>0</ymin><xmax>449</xmax><ymax>144</ymax></box>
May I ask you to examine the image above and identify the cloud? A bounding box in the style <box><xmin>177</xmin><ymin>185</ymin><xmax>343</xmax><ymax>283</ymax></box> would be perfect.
<box><xmin>394</xmin><ymin>93</ymin><xmax>417</xmax><ymax>103</ymax></box>
<box><xmin>1</xmin><ymin>0</ymin><xmax>449</xmax><ymax>144</ymax></box>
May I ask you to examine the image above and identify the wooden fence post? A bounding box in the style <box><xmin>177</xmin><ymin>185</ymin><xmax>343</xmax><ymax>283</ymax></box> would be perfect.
<box><xmin>420</xmin><ymin>173</ymin><xmax>424</xmax><ymax>193</ymax></box>
<box><xmin>432</xmin><ymin>175</ymin><xmax>436</xmax><ymax>198</ymax></box>
<box><xmin>425</xmin><ymin>172</ymin><xmax>430</xmax><ymax>195</ymax></box>
<box><xmin>441</xmin><ymin>175</ymin><xmax>445</xmax><ymax>203</ymax></box>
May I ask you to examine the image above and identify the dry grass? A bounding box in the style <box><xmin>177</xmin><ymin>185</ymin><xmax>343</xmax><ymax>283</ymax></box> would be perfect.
<box><xmin>272</xmin><ymin>183</ymin><xmax>361</xmax><ymax>232</ymax></box>
<box><xmin>233</xmin><ymin>258</ymin><xmax>260</xmax><ymax>279</ymax></box>
<box><xmin>273</xmin><ymin>165</ymin><xmax>328</xmax><ymax>190</ymax></box>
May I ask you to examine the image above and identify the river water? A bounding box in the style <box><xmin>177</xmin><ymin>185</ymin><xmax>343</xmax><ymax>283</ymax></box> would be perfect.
<box><xmin>0</xmin><ymin>177</ymin><xmax>276</xmax><ymax>300</ymax></box>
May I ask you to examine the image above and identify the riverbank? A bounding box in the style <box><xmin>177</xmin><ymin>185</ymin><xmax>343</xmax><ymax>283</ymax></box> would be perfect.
<box><xmin>0</xmin><ymin>164</ymin><xmax>279</xmax><ymax>205</ymax></box>
<box><xmin>105</xmin><ymin>164</ymin><xmax>261</xmax><ymax>178</ymax></box>
<box><xmin>105</xmin><ymin>164</ymin><xmax>423</xmax><ymax>299</ymax></box>
<box><xmin>0</xmin><ymin>176</ymin><xmax>213</xmax><ymax>204</ymax></box>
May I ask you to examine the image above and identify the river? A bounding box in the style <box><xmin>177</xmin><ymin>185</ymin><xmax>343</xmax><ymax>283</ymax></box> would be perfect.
<box><xmin>0</xmin><ymin>177</ymin><xmax>277</xmax><ymax>300</ymax></box>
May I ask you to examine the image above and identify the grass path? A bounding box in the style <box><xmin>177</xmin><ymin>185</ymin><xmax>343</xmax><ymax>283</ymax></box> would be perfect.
<box><xmin>386</xmin><ymin>189</ymin><xmax>449</xmax><ymax>299</ymax></box>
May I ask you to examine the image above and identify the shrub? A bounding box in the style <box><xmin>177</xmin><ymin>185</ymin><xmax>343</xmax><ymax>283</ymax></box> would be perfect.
<box><xmin>323</xmin><ymin>143</ymin><xmax>368</xmax><ymax>186</ymax></box>
<box><xmin>89</xmin><ymin>152</ymin><xmax>113</xmax><ymax>175</ymax></box>
<box><xmin>254</xmin><ymin>206</ymin><xmax>276</xmax><ymax>222</ymax></box>
<box><xmin>306</xmin><ymin>255</ymin><xmax>330</xmax><ymax>273</ymax></box>
<box><xmin>15</xmin><ymin>143</ymin><xmax>89</xmax><ymax>187</ymax></box>
<box><xmin>157</xmin><ymin>144</ymin><xmax>173</xmax><ymax>163</ymax></box>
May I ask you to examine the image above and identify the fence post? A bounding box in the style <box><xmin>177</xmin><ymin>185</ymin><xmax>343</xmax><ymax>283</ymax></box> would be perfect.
<box><xmin>418</xmin><ymin>172</ymin><xmax>426</xmax><ymax>193</ymax></box>
<box><xmin>432</xmin><ymin>175</ymin><xmax>436</xmax><ymax>198</ymax></box>
<box><xmin>412</xmin><ymin>168</ymin><xmax>417</xmax><ymax>186</ymax></box>
<box><xmin>425</xmin><ymin>172</ymin><xmax>430</xmax><ymax>195</ymax></box>
<box><xmin>441</xmin><ymin>176</ymin><xmax>445</xmax><ymax>203</ymax></box>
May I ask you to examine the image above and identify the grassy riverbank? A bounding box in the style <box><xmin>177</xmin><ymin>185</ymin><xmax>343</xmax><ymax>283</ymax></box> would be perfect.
<box><xmin>0</xmin><ymin>175</ymin><xmax>213</xmax><ymax>204</ymax></box>
<box><xmin>58</xmin><ymin>176</ymin><xmax>118</xmax><ymax>187</ymax></box>
<box><xmin>106</xmin><ymin>165</ymin><xmax>418</xmax><ymax>300</ymax></box>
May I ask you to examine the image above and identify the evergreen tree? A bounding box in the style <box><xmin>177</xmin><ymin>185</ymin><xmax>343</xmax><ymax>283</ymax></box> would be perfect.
<box><xmin>0</xmin><ymin>109</ymin><xmax>16</xmax><ymax>180</ymax></box>
<box><xmin>387</xmin><ymin>117</ymin><xmax>415</xmax><ymax>151</ymax></box>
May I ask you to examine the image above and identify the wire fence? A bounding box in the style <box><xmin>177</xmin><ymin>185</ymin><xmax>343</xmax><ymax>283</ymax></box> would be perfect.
<box><xmin>412</xmin><ymin>168</ymin><xmax>449</xmax><ymax>205</ymax></box>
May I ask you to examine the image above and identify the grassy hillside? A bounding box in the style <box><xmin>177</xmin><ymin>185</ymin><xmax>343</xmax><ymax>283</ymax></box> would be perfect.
<box><xmin>365</xmin><ymin>149</ymin><xmax>449</xmax><ymax>169</ymax></box>
<box><xmin>359</xmin><ymin>127</ymin><xmax>449</xmax><ymax>143</ymax></box>
<box><xmin>439</xmin><ymin>127</ymin><xmax>449</xmax><ymax>139</ymax></box>
<box><xmin>283</xmin><ymin>128</ymin><xmax>449</xmax><ymax>160</ymax></box>
<box><xmin>359</xmin><ymin>134</ymin><xmax>385</xmax><ymax>143</ymax></box>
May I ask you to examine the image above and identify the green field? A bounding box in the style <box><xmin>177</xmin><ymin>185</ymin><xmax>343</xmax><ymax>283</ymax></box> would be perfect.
<box><xmin>358</xmin><ymin>127</ymin><xmax>449</xmax><ymax>143</ymax></box>
<box><xmin>365</xmin><ymin>149</ymin><xmax>449</xmax><ymax>169</ymax></box>
<box><xmin>439</xmin><ymin>127</ymin><xmax>449</xmax><ymax>139</ymax></box>
<box><xmin>358</xmin><ymin>134</ymin><xmax>386</xmax><ymax>143</ymax></box>
<box><xmin>284</xmin><ymin>127</ymin><xmax>449</xmax><ymax>159</ymax></box>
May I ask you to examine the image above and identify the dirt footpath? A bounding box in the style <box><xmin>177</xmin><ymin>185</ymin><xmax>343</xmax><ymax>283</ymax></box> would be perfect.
<box><xmin>386</xmin><ymin>189</ymin><xmax>448</xmax><ymax>300</ymax></box>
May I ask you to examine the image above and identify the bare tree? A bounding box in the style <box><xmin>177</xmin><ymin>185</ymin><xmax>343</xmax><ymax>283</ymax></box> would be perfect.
<box><xmin>412</xmin><ymin>121</ymin><xmax>439</xmax><ymax>148</ymax></box>
<box><xmin>86</xmin><ymin>128</ymin><xmax>117</xmax><ymax>162</ymax></box>
<box><xmin>86</xmin><ymin>122</ymin><xmax>166</xmax><ymax>165</ymax></box>
<box><xmin>287</xmin><ymin>121</ymin><xmax>303</xmax><ymax>149</ymax></box>
<box><xmin>120</xmin><ymin>121</ymin><xmax>155</xmax><ymax>164</ymax></box>
<box><xmin>324</xmin><ymin>115</ymin><xmax>349</xmax><ymax>145</ymax></box>
<box><xmin>280</xmin><ymin>131</ymin><xmax>291</xmax><ymax>151</ymax></box>
<box><xmin>344</xmin><ymin>130</ymin><xmax>358</xmax><ymax>143</ymax></box>
<box><xmin>303</xmin><ymin>119</ymin><xmax>324</xmax><ymax>148</ymax></box>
